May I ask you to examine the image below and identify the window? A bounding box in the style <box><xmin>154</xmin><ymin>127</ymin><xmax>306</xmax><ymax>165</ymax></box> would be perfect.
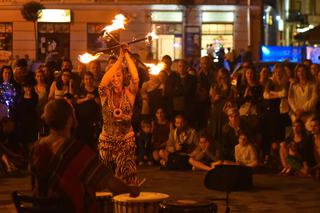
<box><xmin>202</xmin><ymin>11</ymin><xmax>234</xmax><ymax>23</ymax></box>
<box><xmin>0</xmin><ymin>23</ymin><xmax>13</xmax><ymax>51</ymax></box>
<box><xmin>151</xmin><ymin>11</ymin><xmax>183</xmax><ymax>22</ymax></box>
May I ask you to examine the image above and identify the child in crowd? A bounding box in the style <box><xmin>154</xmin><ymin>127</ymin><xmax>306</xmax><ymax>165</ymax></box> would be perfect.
<box><xmin>234</xmin><ymin>131</ymin><xmax>259</xmax><ymax>168</ymax></box>
<box><xmin>136</xmin><ymin>119</ymin><xmax>153</xmax><ymax>166</ymax></box>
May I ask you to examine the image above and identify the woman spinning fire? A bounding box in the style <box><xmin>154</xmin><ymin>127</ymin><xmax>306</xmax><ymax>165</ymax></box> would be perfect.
<box><xmin>98</xmin><ymin>44</ymin><xmax>141</xmax><ymax>185</ymax></box>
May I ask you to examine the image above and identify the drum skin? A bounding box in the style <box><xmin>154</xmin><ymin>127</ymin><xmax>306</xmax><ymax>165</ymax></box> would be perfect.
<box><xmin>159</xmin><ymin>200</ymin><xmax>218</xmax><ymax>213</ymax></box>
<box><xmin>113</xmin><ymin>192</ymin><xmax>169</xmax><ymax>213</ymax></box>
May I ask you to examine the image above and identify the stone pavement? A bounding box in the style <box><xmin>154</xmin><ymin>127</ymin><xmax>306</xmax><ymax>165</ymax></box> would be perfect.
<box><xmin>1</xmin><ymin>167</ymin><xmax>320</xmax><ymax>213</ymax></box>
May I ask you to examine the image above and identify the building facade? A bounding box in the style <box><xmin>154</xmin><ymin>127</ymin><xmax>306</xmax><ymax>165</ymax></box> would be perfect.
<box><xmin>0</xmin><ymin>0</ymin><xmax>263</xmax><ymax>64</ymax></box>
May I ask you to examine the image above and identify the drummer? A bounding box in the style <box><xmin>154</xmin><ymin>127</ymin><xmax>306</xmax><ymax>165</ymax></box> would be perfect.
<box><xmin>30</xmin><ymin>99</ymin><xmax>139</xmax><ymax>213</ymax></box>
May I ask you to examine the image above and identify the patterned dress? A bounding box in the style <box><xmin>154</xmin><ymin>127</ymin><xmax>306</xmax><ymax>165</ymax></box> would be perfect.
<box><xmin>98</xmin><ymin>86</ymin><xmax>139</xmax><ymax>185</ymax></box>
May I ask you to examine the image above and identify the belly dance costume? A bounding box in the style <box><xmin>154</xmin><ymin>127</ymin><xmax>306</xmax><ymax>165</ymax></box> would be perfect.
<box><xmin>98</xmin><ymin>87</ymin><xmax>139</xmax><ymax>185</ymax></box>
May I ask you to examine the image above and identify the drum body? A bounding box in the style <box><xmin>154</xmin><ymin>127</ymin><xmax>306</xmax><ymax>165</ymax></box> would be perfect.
<box><xmin>113</xmin><ymin>192</ymin><xmax>169</xmax><ymax>213</ymax></box>
<box><xmin>159</xmin><ymin>200</ymin><xmax>218</xmax><ymax>213</ymax></box>
<box><xmin>96</xmin><ymin>192</ymin><xmax>113</xmax><ymax>213</ymax></box>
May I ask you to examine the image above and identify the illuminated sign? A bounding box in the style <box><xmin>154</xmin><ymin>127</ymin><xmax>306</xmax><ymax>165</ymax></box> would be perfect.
<box><xmin>38</xmin><ymin>9</ymin><xmax>71</xmax><ymax>23</ymax></box>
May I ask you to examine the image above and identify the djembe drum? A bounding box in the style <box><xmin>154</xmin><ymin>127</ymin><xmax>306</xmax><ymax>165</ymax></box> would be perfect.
<box><xmin>113</xmin><ymin>192</ymin><xmax>169</xmax><ymax>213</ymax></box>
<box><xmin>96</xmin><ymin>192</ymin><xmax>113</xmax><ymax>213</ymax></box>
<box><xmin>159</xmin><ymin>199</ymin><xmax>218</xmax><ymax>213</ymax></box>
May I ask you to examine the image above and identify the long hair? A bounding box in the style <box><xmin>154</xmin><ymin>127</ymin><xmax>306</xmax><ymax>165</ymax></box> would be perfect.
<box><xmin>0</xmin><ymin>65</ymin><xmax>16</xmax><ymax>84</ymax></box>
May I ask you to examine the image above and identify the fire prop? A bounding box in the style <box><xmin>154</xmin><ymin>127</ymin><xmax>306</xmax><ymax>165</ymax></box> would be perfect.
<box><xmin>78</xmin><ymin>52</ymin><xmax>103</xmax><ymax>64</ymax></box>
<box><xmin>102</xmin><ymin>14</ymin><xmax>127</xmax><ymax>36</ymax></box>
<box><xmin>144</xmin><ymin>62</ymin><xmax>165</xmax><ymax>75</ymax></box>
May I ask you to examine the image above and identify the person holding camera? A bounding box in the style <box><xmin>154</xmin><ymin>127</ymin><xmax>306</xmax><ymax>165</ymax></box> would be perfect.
<box><xmin>98</xmin><ymin>44</ymin><xmax>142</xmax><ymax>185</ymax></box>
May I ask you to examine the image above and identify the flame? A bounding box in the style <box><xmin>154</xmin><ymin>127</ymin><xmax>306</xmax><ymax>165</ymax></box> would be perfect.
<box><xmin>102</xmin><ymin>14</ymin><xmax>126</xmax><ymax>36</ymax></box>
<box><xmin>78</xmin><ymin>52</ymin><xmax>103</xmax><ymax>64</ymax></box>
<box><xmin>145</xmin><ymin>30</ymin><xmax>158</xmax><ymax>41</ymax></box>
<box><xmin>144</xmin><ymin>62</ymin><xmax>165</xmax><ymax>75</ymax></box>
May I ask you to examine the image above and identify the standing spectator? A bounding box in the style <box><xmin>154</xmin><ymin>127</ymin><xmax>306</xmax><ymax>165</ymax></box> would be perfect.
<box><xmin>162</xmin><ymin>55</ymin><xmax>179</xmax><ymax>120</ymax></box>
<box><xmin>195</xmin><ymin>56</ymin><xmax>215</xmax><ymax>130</ymax></box>
<box><xmin>0</xmin><ymin>66</ymin><xmax>20</xmax><ymax>120</ymax></box>
<box><xmin>48</xmin><ymin>69</ymin><xmax>74</xmax><ymax>100</ymax></box>
<box><xmin>172</xmin><ymin>59</ymin><xmax>197</xmax><ymax>126</ymax></box>
<box><xmin>140</xmin><ymin>71</ymin><xmax>166</xmax><ymax>118</ymax></box>
<box><xmin>16</xmin><ymin>77</ymin><xmax>38</xmax><ymax>156</ymax></box>
<box><xmin>288</xmin><ymin>64</ymin><xmax>318</xmax><ymax>126</ymax></box>
<box><xmin>75</xmin><ymin>71</ymin><xmax>101</xmax><ymax>148</ymax></box>
<box><xmin>208</xmin><ymin>68</ymin><xmax>235</xmax><ymax>143</ymax></box>
<box><xmin>88</xmin><ymin>61</ymin><xmax>103</xmax><ymax>86</ymax></box>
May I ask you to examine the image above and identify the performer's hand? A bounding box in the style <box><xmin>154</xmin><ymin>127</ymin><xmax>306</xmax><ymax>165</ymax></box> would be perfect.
<box><xmin>120</xmin><ymin>43</ymin><xmax>130</xmax><ymax>52</ymax></box>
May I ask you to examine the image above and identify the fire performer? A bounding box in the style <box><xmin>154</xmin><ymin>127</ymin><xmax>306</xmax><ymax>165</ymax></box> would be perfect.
<box><xmin>98</xmin><ymin>44</ymin><xmax>141</xmax><ymax>185</ymax></box>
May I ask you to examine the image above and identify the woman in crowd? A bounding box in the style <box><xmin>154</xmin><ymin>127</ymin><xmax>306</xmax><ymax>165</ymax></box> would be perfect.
<box><xmin>288</xmin><ymin>64</ymin><xmax>318</xmax><ymax>126</ymax></box>
<box><xmin>76</xmin><ymin>71</ymin><xmax>101</xmax><ymax>148</ymax></box>
<box><xmin>98</xmin><ymin>45</ymin><xmax>142</xmax><ymax>185</ymax></box>
<box><xmin>208</xmin><ymin>67</ymin><xmax>235</xmax><ymax>142</ymax></box>
<box><xmin>279</xmin><ymin>119</ymin><xmax>310</xmax><ymax>175</ymax></box>
<box><xmin>48</xmin><ymin>69</ymin><xmax>74</xmax><ymax>100</ymax></box>
<box><xmin>263</xmin><ymin>64</ymin><xmax>289</xmax><ymax>161</ymax></box>
<box><xmin>152</xmin><ymin>107</ymin><xmax>172</xmax><ymax>163</ymax></box>
<box><xmin>0</xmin><ymin>66</ymin><xmax>20</xmax><ymax>120</ymax></box>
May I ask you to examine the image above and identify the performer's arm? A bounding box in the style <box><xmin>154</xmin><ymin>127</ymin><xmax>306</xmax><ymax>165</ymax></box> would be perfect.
<box><xmin>124</xmin><ymin>50</ymin><xmax>139</xmax><ymax>95</ymax></box>
<box><xmin>100</xmin><ymin>49</ymin><xmax>124</xmax><ymax>88</ymax></box>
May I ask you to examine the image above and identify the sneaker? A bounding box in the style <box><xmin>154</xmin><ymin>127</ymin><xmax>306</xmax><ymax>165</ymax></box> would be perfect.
<box><xmin>138</xmin><ymin>161</ymin><xmax>144</xmax><ymax>166</ymax></box>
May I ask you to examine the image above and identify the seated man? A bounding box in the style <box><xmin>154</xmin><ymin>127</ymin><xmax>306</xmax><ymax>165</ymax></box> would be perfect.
<box><xmin>29</xmin><ymin>99</ymin><xmax>139</xmax><ymax>213</ymax></box>
<box><xmin>159</xmin><ymin>114</ymin><xmax>198</xmax><ymax>169</ymax></box>
<box><xmin>188</xmin><ymin>130</ymin><xmax>221</xmax><ymax>171</ymax></box>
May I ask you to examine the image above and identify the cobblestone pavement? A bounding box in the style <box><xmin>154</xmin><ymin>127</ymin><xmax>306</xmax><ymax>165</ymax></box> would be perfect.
<box><xmin>1</xmin><ymin>167</ymin><xmax>320</xmax><ymax>212</ymax></box>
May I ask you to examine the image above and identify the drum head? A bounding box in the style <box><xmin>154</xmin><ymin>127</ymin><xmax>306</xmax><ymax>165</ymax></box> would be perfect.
<box><xmin>113</xmin><ymin>192</ymin><xmax>169</xmax><ymax>203</ymax></box>
<box><xmin>96</xmin><ymin>192</ymin><xmax>113</xmax><ymax>197</ymax></box>
<box><xmin>164</xmin><ymin>200</ymin><xmax>213</xmax><ymax>207</ymax></box>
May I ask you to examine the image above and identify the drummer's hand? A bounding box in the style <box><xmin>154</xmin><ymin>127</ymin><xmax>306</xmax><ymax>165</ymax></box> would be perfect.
<box><xmin>128</xmin><ymin>185</ymin><xmax>140</xmax><ymax>198</ymax></box>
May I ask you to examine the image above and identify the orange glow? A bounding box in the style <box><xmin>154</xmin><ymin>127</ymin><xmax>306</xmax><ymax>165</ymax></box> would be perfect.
<box><xmin>145</xmin><ymin>30</ymin><xmax>158</xmax><ymax>41</ymax></box>
<box><xmin>144</xmin><ymin>62</ymin><xmax>165</xmax><ymax>75</ymax></box>
<box><xmin>102</xmin><ymin>14</ymin><xmax>126</xmax><ymax>36</ymax></box>
<box><xmin>78</xmin><ymin>52</ymin><xmax>103</xmax><ymax>64</ymax></box>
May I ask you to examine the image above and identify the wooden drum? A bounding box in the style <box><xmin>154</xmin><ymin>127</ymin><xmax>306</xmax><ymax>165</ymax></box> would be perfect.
<box><xmin>113</xmin><ymin>192</ymin><xmax>169</xmax><ymax>213</ymax></box>
<box><xmin>159</xmin><ymin>199</ymin><xmax>218</xmax><ymax>213</ymax></box>
<box><xmin>96</xmin><ymin>191</ymin><xmax>113</xmax><ymax>213</ymax></box>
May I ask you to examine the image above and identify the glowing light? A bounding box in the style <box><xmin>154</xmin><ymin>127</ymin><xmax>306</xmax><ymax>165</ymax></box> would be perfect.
<box><xmin>78</xmin><ymin>52</ymin><xmax>103</xmax><ymax>64</ymax></box>
<box><xmin>262</xmin><ymin>46</ymin><xmax>270</xmax><ymax>55</ymax></box>
<box><xmin>145</xmin><ymin>30</ymin><xmax>158</xmax><ymax>41</ymax></box>
<box><xmin>102</xmin><ymin>14</ymin><xmax>126</xmax><ymax>36</ymax></box>
<box><xmin>144</xmin><ymin>62</ymin><xmax>165</xmax><ymax>75</ymax></box>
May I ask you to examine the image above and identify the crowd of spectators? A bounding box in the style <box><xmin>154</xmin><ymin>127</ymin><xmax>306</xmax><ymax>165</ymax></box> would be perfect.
<box><xmin>0</xmin><ymin>51</ymin><xmax>320</xmax><ymax>181</ymax></box>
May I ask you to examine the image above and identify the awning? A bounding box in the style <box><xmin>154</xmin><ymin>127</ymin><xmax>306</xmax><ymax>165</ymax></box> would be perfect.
<box><xmin>294</xmin><ymin>25</ymin><xmax>320</xmax><ymax>43</ymax></box>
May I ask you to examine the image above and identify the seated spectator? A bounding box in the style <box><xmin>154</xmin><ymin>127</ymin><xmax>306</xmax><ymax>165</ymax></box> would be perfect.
<box><xmin>159</xmin><ymin>115</ymin><xmax>198</xmax><ymax>168</ymax></box>
<box><xmin>29</xmin><ymin>99</ymin><xmax>139</xmax><ymax>212</ymax></box>
<box><xmin>136</xmin><ymin>119</ymin><xmax>153</xmax><ymax>166</ymax></box>
<box><xmin>151</xmin><ymin>107</ymin><xmax>172</xmax><ymax>164</ymax></box>
<box><xmin>188</xmin><ymin>130</ymin><xmax>221</xmax><ymax>171</ymax></box>
<box><xmin>220</xmin><ymin>107</ymin><xmax>250</xmax><ymax>162</ymax></box>
<box><xmin>278</xmin><ymin>119</ymin><xmax>310</xmax><ymax>175</ymax></box>
<box><xmin>234</xmin><ymin>131</ymin><xmax>259</xmax><ymax>168</ymax></box>
<box><xmin>307</xmin><ymin>118</ymin><xmax>320</xmax><ymax>179</ymax></box>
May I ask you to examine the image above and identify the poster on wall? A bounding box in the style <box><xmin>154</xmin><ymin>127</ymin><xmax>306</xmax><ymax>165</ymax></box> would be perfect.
<box><xmin>185</xmin><ymin>26</ymin><xmax>201</xmax><ymax>58</ymax></box>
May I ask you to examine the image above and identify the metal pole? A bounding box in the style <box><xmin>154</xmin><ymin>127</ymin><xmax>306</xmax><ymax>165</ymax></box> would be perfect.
<box><xmin>247</xmin><ymin>0</ymin><xmax>251</xmax><ymax>46</ymax></box>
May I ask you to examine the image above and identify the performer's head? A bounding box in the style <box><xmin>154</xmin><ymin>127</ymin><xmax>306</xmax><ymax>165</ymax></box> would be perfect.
<box><xmin>43</xmin><ymin>99</ymin><xmax>77</xmax><ymax>134</ymax></box>
<box><xmin>111</xmin><ymin>67</ymin><xmax>124</xmax><ymax>89</ymax></box>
